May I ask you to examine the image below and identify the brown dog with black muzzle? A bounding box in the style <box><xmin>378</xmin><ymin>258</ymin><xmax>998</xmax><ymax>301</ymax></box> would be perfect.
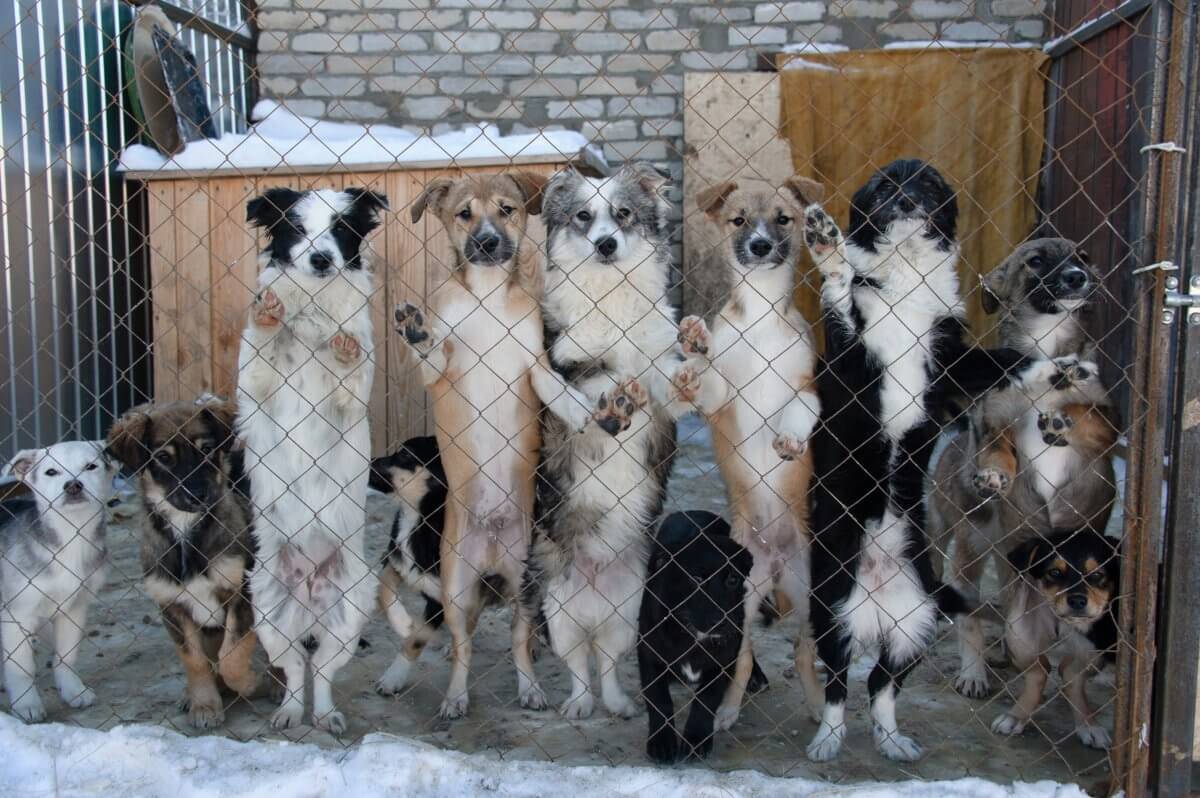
<box><xmin>108</xmin><ymin>397</ymin><xmax>266</xmax><ymax>728</ymax></box>
<box><xmin>392</xmin><ymin>172</ymin><xmax>598</xmax><ymax>719</ymax></box>
<box><xmin>673</xmin><ymin>176</ymin><xmax>826</xmax><ymax>730</ymax></box>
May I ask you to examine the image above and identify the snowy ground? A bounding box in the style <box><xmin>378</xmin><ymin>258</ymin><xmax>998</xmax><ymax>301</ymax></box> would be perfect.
<box><xmin>0</xmin><ymin>417</ymin><xmax>1115</xmax><ymax>795</ymax></box>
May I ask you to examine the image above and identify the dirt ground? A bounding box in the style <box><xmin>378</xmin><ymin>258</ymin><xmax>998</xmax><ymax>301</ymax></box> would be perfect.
<box><xmin>3</xmin><ymin>416</ymin><xmax>1113</xmax><ymax>789</ymax></box>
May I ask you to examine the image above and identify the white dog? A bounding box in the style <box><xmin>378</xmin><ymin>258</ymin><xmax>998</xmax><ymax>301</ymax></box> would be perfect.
<box><xmin>238</xmin><ymin>186</ymin><xmax>387</xmax><ymax>734</ymax></box>
<box><xmin>2</xmin><ymin>441</ymin><xmax>115</xmax><ymax>722</ymax></box>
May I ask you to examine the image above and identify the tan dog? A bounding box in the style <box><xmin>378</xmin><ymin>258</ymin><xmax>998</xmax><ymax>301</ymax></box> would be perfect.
<box><xmin>674</xmin><ymin>176</ymin><xmax>825</xmax><ymax>730</ymax></box>
<box><xmin>929</xmin><ymin>238</ymin><xmax>1119</xmax><ymax>698</ymax></box>
<box><xmin>394</xmin><ymin>171</ymin><xmax>596</xmax><ymax>719</ymax></box>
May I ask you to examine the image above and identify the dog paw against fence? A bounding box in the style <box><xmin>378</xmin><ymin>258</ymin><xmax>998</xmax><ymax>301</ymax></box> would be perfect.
<box><xmin>1</xmin><ymin>1</ymin><xmax>1197</xmax><ymax>796</ymax></box>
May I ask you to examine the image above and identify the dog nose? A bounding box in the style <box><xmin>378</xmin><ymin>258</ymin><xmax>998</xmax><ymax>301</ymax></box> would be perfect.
<box><xmin>896</xmin><ymin>195</ymin><xmax>916</xmax><ymax>213</ymax></box>
<box><xmin>474</xmin><ymin>233</ymin><xmax>501</xmax><ymax>255</ymax></box>
<box><xmin>310</xmin><ymin>251</ymin><xmax>333</xmax><ymax>272</ymax></box>
<box><xmin>1062</xmin><ymin>268</ymin><xmax>1087</xmax><ymax>290</ymax></box>
<box><xmin>64</xmin><ymin>480</ymin><xmax>82</xmax><ymax>496</ymax></box>
<box><xmin>749</xmin><ymin>238</ymin><xmax>773</xmax><ymax>258</ymax></box>
<box><xmin>595</xmin><ymin>236</ymin><xmax>618</xmax><ymax>258</ymax></box>
<box><xmin>1066</xmin><ymin>593</ymin><xmax>1088</xmax><ymax>611</ymax></box>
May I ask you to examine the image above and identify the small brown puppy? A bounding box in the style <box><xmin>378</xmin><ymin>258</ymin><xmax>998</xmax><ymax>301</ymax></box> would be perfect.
<box><xmin>673</xmin><ymin>176</ymin><xmax>825</xmax><ymax>729</ymax></box>
<box><xmin>393</xmin><ymin>171</ymin><xmax>596</xmax><ymax>719</ymax></box>
<box><xmin>929</xmin><ymin>238</ymin><xmax>1119</xmax><ymax>698</ymax></box>
<box><xmin>108</xmin><ymin>397</ymin><xmax>262</xmax><ymax>728</ymax></box>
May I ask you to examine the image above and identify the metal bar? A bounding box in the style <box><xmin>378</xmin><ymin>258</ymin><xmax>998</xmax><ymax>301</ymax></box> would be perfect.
<box><xmin>1044</xmin><ymin>0</ymin><xmax>1154</xmax><ymax>59</ymax></box>
<box><xmin>157</xmin><ymin>0</ymin><xmax>254</xmax><ymax>52</ymax></box>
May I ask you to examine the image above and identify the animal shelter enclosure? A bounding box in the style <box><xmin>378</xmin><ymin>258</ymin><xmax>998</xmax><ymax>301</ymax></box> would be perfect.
<box><xmin>1</xmin><ymin>2</ymin><xmax>1199</xmax><ymax>797</ymax></box>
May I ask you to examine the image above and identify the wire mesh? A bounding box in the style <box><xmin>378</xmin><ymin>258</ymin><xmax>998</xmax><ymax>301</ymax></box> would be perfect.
<box><xmin>0</xmin><ymin>0</ymin><xmax>1189</xmax><ymax>794</ymax></box>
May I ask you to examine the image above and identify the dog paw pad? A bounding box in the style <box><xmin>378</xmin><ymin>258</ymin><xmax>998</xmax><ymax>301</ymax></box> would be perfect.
<box><xmin>677</xmin><ymin>315</ymin><xmax>711</xmax><ymax>356</ymax></box>
<box><xmin>592</xmin><ymin>378</ymin><xmax>647</xmax><ymax>437</ymax></box>
<box><xmin>253</xmin><ymin>289</ymin><xmax>284</xmax><ymax>327</ymax></box>
<box><xmin>971</xmin><ymin>467</ymin><xmax>1010</xmax><ymax>497</ymax></box>
<box><xmin>1037</xmin><ymin>411</ymin><xmax>1073</xmax><ymax>446</ymax></box>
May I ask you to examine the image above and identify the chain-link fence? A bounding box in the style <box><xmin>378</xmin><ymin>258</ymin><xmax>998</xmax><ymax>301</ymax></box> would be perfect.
<box><xmin>1</xmin><ymin>1</ymin><xmax>1196</xmax><ymax>795</ymax></box>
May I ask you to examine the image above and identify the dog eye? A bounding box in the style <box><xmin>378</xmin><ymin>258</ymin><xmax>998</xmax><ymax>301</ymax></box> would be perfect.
<box><xmin>777</xmin><ymin>213</ymin><xmax>792</xmax><ymax>225</ymax></box>
<box><xmin>576</xmin><ymin>209</ymin><xmax>592</xmax><ymax>223</ymax></box>
<box><xmin>84</xmin><ymin>463</ymin><xmax>98</xmax><ymax>471</ymax></box>
<box><xmin>499</xmin><ymin>205</ymin><xmax>515</xmax><ymax>217</ymax></box>
<box><xmin>1028</xmin><ymin>256</ymin><xmax>1045</xmax><ymax>269</ymax></box>
<box><xmin>1086</xmin><ymin>571</ymin><xmax>1107</xmax><ymax>585</ymax></box>
<box><xmin>724</xmin><ymin>572</ymin><xmax>743</xmax><ymax>590</ymax></box>
<box><xmin>457</xmin><ymin>208</ymin><xmax>472</xmax><ymax>221</ymax></box>
<box><xmin>45</xmin><ymin>468</ymin><xmax>59</xmax><ymax>477</ymax></box>
<box><xmin>615</xmin><ymin>207</ymin><xmax>631</xmax><ymax>221</ymax></box>
<box><xmin>155</xmin><ymin>451</ymin><xmax>175</xmax><ymax>467</ymax></box>
<box><xmin>730</xmin><ymin>217</ymin><xmax>746</xmax><ymax>227</ymax></box>
<box><xmin>1047</xmin><ymin>567</ymin><xmax>1063</xmax><ymax>580</ymax></box>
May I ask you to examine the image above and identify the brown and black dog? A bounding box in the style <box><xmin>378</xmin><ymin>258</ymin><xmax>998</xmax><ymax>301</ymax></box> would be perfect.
<box><xmin>391</xmin><ymin>172</ymin><xmax>598</xmax><ymax>719</ymax></box>
<box><xmin>108</xmin><ymin>397</ymin><xmax>265</xmax><ymax>728</ymax></box>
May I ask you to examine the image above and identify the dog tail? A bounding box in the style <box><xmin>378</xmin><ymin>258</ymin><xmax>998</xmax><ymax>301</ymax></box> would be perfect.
<box><xmin>933</xmin><ymin>581</ymin><xmax>974</xmax><ymax>617</ymax></box>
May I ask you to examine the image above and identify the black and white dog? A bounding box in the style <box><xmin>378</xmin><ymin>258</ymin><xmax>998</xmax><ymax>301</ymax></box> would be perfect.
<box><xmin>523</xmin><ymin>162</ymin><xmax>694</xmax><ymax>719</ymax></box>
<box><xmin>638</xmin><ymin>511</ymin><xmax>753</xmax><ymax>764</ymax></box>
<box><xmin>801</xmin><ymin>160</ymin><xmax>1042</xmax><ymax>762</ymax></box>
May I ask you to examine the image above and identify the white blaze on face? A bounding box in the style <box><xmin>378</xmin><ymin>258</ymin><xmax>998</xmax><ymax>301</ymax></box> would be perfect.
<box><xmin>288</xmin><ymin>189</ymin><xmax>352</xmax><ymax>277</ymax></box>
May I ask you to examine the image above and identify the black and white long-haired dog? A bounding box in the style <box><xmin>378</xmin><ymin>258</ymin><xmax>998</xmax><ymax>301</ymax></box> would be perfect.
<box><xmin>800</xmin><ymin>159</ymin><xmax>1043</xmax><ymax>762</ymax></box>
<box><xmin>522</xmin><ymin>162</ymin><xmax>695</xmax><ymax>719</ymax></box>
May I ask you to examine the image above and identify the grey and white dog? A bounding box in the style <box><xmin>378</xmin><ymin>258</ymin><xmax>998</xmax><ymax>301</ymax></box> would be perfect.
<box><xmin>1</xmin><ymin>441</ymin><xmax>115</xmax><ymax>722</ymax></box>
<box><xmin>522</xmin><ymin>162</ymin><xmax>696</xmax><ymax>719</ymax></box>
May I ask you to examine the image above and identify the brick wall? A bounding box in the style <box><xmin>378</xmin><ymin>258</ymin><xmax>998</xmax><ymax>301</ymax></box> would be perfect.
<box><xmin>255</xmin><ymin>0</ymin><xmax>1050</xmax><ymax>178</ymax></box>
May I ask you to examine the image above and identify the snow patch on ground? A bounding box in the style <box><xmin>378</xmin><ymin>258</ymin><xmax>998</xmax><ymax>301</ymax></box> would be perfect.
<box><xmin>0</xmin><ymin>716</ymin><xmax>1090</xmax><ymax>798</ymax></box>
<box><xmin>120</xmin><ymin>100</ymin><xmax>591</xmax><ymax>173</ymax></box>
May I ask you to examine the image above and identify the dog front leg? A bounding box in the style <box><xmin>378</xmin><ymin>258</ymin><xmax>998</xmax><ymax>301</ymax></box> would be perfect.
<box><xmin>309</xmin><ymin>630</ymin><xmax>356</xmax><ymax>736</ymax></box>
<box><xmin>529</xmin><ymin>353</ymin><xmax>595</xmax><ymax>431</ymax></box>
<box><xmin>162</xmin><ymin>604</ymin><xmax>224</xmax><ymax>729</ymax></box>
<box><xmin>638</xmin><ymin>645</ymin><xmax>679</xmax><ymax>764</ymax></box>
<box><xmin>991</xmin><ymin>653</ymin><xmax>1050</xmax><ymax>737</ymax></box>
<box><xmin>395</xmin><ymin>303</ymin><xmax>453</xmax><ymax>386</ymax></box>
<box><xmin>217</xmin><ymin>593</ymin><xmax>260</xmax><ymax>698</ymax></box>
<box><xmin>802</xmin><ymin>204</ymin><xmax>855</xmax><ymax>324</ymax></box>
<box><xmin>52</xmin><ymin>595</ymin><xmax>96</xmax><ymax>709</ymax></box>
<box><xmin>1063</xmin><ymin>653</ymin><xmax>1110</xmax><ymax>749</ymax></box>
<box><xmin>2</xmin><ymin>606</ymin><xmax>45</xmax><ymax>722</ymax></box>
<box><xmin>769</xmin><ymin>389</ymin><xmax>821</xmax><ymax>461</ymax></box>
<box><xmin>684</xmin><ymin>669</ymin><xmax>732</xmax><ymax>761</ymax></box>
<box><xmin>714</xmin><ymin>566</ymin><xmax>766</xmax><ymax>732</ymax></box>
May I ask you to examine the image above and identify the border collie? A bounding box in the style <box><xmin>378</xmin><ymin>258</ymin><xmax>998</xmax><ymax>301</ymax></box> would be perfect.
<box><xmin>238</xmin><ymin>186</ymin><xmax>387</xmax><ymax>734</ymax></box>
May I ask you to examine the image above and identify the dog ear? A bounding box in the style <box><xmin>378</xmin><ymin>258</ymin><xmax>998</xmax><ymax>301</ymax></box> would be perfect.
<box><xmin>411</xmin><ymin>178</ymin><xmax>455</xmax><ymax>224</ymax></box>
<box><xmin>246</xmin><ymin>187</ymin><xmax>302</xmax><ymax>228</ymax></box>
<box><xmin>200</xmin><ymin>400</ymin><xmax>240</xmax><ymax>452</ymax></box>
<box><xmin>107</xmin><ymin>405</ymin><xmax>153</xmax><ymax>470</ymax></box>
<box><xmin>696</xmin><ymin>181</ymin><xmax>737</xmax><ymax>221</ymax></box>
<box><xmin>621</xmin><ymin>161</ymin><xmax>670</xmax><ymax>195</ymax></box>
<box><xmin>1006</xmin><ymin>536</ymin><xmax>1050</xmax><ymax>576</ymax></box>
<box><xmin>344</xmin><ymin>187</ymin><xmax>390</xmax><ymax>225</ymax></box>
<box><xmin>982</xmin><ymin>249</ymin><xmax>1022</xmax><ymax>314</ymax></box>
<box><xmin>784</xmin><ymin>175</ymin><xmax>825</xmax><ymax>206</ymax></box>
<box><xmin>506</xmin><ymin>171</ymin><xmax>549</xmax><ymax>216</ymax></box>
<box><xmin>6</xmin><ymin>449</ymin><xmax>42</xmax><ymax>482</ymax></box>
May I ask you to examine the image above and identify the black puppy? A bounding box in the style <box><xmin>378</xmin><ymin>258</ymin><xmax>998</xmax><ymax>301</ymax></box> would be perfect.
<box><xmin>638</xmin><ymin>511</ymin><xmax>754</xmax><ymax>764</ymax></box>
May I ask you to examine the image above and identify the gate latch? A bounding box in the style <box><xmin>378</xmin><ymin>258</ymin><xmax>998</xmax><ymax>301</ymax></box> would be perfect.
<box><xmin>1163</xmin><ymin>275</ymin><xmax>1200</xmax><ymax>326</ymax></box>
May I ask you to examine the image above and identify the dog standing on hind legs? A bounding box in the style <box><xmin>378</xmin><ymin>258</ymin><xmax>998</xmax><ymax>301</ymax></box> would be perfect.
<box><xmin>238</xmin><ymin>186</ymin><xmax>387</xmax><ymax>734</ymax></box>
<box><xmin>674</xmin><ymin>175</ymin><xmax>827</xmax><ymax>730</ymax></box>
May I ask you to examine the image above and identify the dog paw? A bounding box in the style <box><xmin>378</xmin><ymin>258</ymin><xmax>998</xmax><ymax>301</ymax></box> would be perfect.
<box><xmin>990</xmin><ymin>712</ymin><xmax>1027</xmax><ymax>737</ymax></box>
<box><xmin>806</xmin><ymin>723</ymin><xmax>846</xmax><ymax>762</ymax></box>
<box><xmin>61</xmin><ymin>685</ymin><xmax>96</xmax><ymax>709</ymax></box>
<box><xmin>10</xmin><ymin>693</ymin><xmax>47</xmax><ymax>723</ymax></box>
<box><xmin>670</xmin><ymin>364</ymin><xmax>702</xmax><ymax>405</ymax></box>
<box><xmin>329</xmin><ymin>331</ymin><xmax>362</xmax><ymax>365</ymax></box>
<box><xmin>683</xmin><ymin>731</ymin><xmax>715</xmax><ymax>761</ymax></box>
<box><xmin>315</xmin><ymin>709</ymin><xmax>347</xmax><ymax>736</ymax></box>
<box><xmin>592</xmin><ymin>378</ymin><xmax>647</xmax><ymax>437</ymax></box>
<box><xmin>1050</xmin><ymin>354</ymin><xmax>1096</xmax><ymax>389</ymax></box>
<box><xmin>604</xmin><ymin>691</ymin><xmax>640</xmax><ymax>719</ymax></box>
<box><xmin>1038</xmin><ymin>410</ymin><xmax>1073</xmax><ymax>446</ymax></box>
<box><xmin>646</xmin><ymin>729</ymin><xmax>680</xmax><ymax>764</ymax></box>
<box><xmin>971</xmin><ymin>467</ymin><xmax>1010</xmax><ymax>498</ymax></box>
<box><xmin>1076</xmin><ymin>722</ymin><xmax>1112</xmax><ymax>750</ymax></box>
<box><xmin>804</xmin><ymin>205</ymin><xmax>843</xmax><ymax>255</ymax></box>
<box><xmin>747</xmin><ymin>665</ymin><xmax>770</xmax><ymax>695</ymax></box>
<box><xmin>559</xmin><ymin>693</ymin><xmax>595</xmax><ymax>720</ymax></box>
<box><xmin>270</xmin><ymin>702</ymin><xmax>305</xmax><ymax>731</ymax></box>
<box><xmin>677</xmin><ymin>315</ymin><xmax>711</xmax><ymax>357</ymax></box>
<box><xmin>712</xmin><ymin>702</ymin><xmax>740</xmax><ymax>732</ymax></box>
<box><xmin>375</xmin><ymin>663</ymin><xmax>411</xmax><ymax>697</ymax></box>
<box><xmin>773</xmin><ymin>431</ymin><xmax>809</xmax><ymax>461</ymax></box>
<box><xmin>438</xmin><ymin>693</ymin><xmax>469</xmax><ymax>721</ymax></box>
<box><xmin>253</xmin><ymin>289</ymin><xmax>285</xmax><ymax>328</ymax></box>
<box><xmin>188</xmin><ymin>700</ymin><xmax>226</xmax><ymax>729</ymax></box>
<box><xmin>394</xmin><ymin>303</ymin><xmax>431</xmax><ymax>349</ymax></box>
<box><xmin>874</xmin><ymin>726</ymin><xmax>924</xmax><ymax>762</ymax></box>
<box><xmin>953</xmin><ymin>670</ymin><xmax>991</xmax><ymax>699</ymax></box>
<box><xmin>518</xmin><ymin>683</ymin><xmax>548</xmax><ymax>711</ymax></box>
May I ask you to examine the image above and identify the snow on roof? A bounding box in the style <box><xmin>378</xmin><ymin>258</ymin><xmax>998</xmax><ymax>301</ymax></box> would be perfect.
<box><xmin>882</xmin><ymin>40</ymin><xmax>1042</xmax><ymax>50</ymax></box>
<box><xmin>119</xmin><ymin>100</ymin><xmax>592</xmax><ymax>174</ymax></box>
<box><xmin>778</xmin><ymin>42</ymin><xmax>852</xmax><ymax>54</ymax></box>
<box><xmin>0</xmin><ymin>716</ymin><xmax>1091</xmax><ymax>798</ymax></box>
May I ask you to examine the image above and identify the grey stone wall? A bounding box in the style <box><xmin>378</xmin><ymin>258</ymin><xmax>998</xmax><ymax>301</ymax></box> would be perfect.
<box><xmin>255</xmin><ymin>0</ymin><xmax>1050</xmax><ymax>177</ymax></box>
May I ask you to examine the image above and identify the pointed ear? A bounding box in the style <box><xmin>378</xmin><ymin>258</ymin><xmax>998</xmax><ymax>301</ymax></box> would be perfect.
<box><xmin>345</xmin><ymin>187</ymin><xmax>390</xmax><ymax>221</ymax></box>
<box><xmin>784</xmin><ymin>175</ymin><xmax>825</xmax><ymax>206</ymax></box>
<box><xmin>1006</xmin><ymin>537</ymin><xmax>1050</xmax><ymax>575</ymax></box>
<box><xmin>506</xmin><ymin>171</ymin><xmax>549</xmax><ymax>216</ymax></box>
<box><xmin>201</xmin><ymin>400</ymin><xmax>239</xmax><ymax>451</ymax></box>
<box><xmin>107</xmin><ymin>405</ymin><xmax>153</xmax><ymax>470</ymax></box>
<box><xmin>411</xmin><ymin>178</ymin><xmax>455</xmax><ymax>224</ymax></box>
<box><xmin>6</xmin><ymin>449</ymin><xmax>42</xmax><ymax>481</ymax></box>
<box><xmin>621</xmin><ymin>161</ymin><xmax>669</xmax><ymax>194</ymax></box>
<box><xmin>982</xmin><ymin>251</ymin><xmax>1020</xmax><ymax>314</ymax></box>
<box><xmin>246</xmin><ymin>187</ymin><xmax>302</xmax><ymax>228</ymax></box>
<box><xmin>696</xmin><ymin>181</ymin><xmax>737</xmax><ymax>221</ymax></box>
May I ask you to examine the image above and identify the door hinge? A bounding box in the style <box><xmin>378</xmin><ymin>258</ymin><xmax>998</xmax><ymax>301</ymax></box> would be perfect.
<box><xmin>1163</xmin><ymin>275</ymin><xmax>1200</xmax><ymax>326</ymax></box>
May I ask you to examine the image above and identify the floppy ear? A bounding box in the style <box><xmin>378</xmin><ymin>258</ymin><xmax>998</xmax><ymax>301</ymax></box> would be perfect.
<box><xmin>107</xmin><ymin>405</ymin><xmax>153</xmax><ymax>470</ymax></box>
<box><xmin>982</xmin><ymin>251</ymin><xmax>1020</xmax><ymax>314</ymax></box>
<box><xmin>344</xmin><ymin>187</ymin><xmax>390</xmax><ymax>224</ymax></box>
<box><xmin>201</xmin><ymin>400</ymin><xmax>240</xmax><ymax>451</ymax></box>
<box><xmin>784</xmin><ymin>175</ymin><xmax>825</xmax><ymax>206</ymax></box>
<box><xmin>6</xmin><ymin>449</ymin><xmax>42</xmax><ymax>481</ymax></box>
<box><xmin>696</xmin><ymin>181</ymin><xmax>737</xmax><ymax>221</ymax></box>
<box><xmin>410</xmin><ymin>178</ymin><xmax>454</xmax><ymax>224</ymax></box>
<box><xmin>506</xmin><ymin>171</ymin><xmax>549</xmax><ymax>216</ymax></box>
<box><xmin>246</xmin><ymin>187</ymin><xmax>302</xmax><ymax>228</ymax></box>
<box><xmin>1006</xmin><ymin>536</ymin><xmax>1050</xmax><ymax>576</ymax></box>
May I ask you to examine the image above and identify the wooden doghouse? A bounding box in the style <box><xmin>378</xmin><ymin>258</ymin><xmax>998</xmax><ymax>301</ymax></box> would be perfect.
<box><xmin>126</xmin><ymin>152</ymin><xmax>589</xmax><ymax>455</ymax></box>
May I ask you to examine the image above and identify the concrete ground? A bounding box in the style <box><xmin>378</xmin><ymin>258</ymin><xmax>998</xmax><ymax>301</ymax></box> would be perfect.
<box><xmin>2</xmin><ymin>416</ymin><xmax>1114</xmax><ymax>791</ymax></box>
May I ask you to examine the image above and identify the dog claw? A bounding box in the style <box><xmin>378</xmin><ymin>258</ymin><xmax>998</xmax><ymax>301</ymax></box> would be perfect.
<box><xmin>315</xmin><ymin>709</ymin><xmax>347</xmax><ymax>736</ymax></box>
<box><xmin>330</xmin><ymin>331</ymin><xmax>362</xmax><ymax>364</ymax></box>
<box><xmin>519</xmin><ymin>684</ymin><xmax>548</xmax><ymax>711</ymax></box>
<box><xmin>773</xmin><ymin>432</ymin><xmax>808</xmax><ymax>461</ymax></box>
<box><xmin>253</xmin><ymin>289</ymin><xmax>284</xmax><ymax>328</ymax></box>
<box><xmin>559</xmin><ymin>693</ymin><xmax>595</xmax><ymax>720</ymax></box>
<box><xmin>10</xmin><ymin>695</ymin><xmax>47</xmax><ymax>723</ymax></box>
<box><xmin>953</xmin><ymin>672</ymin><xmax>991</xmax><ymax>699</ymax></box>
<box><xmin>1076</xmin><ymin>722</ymin><xmax>1112</xmax><ymax>750</ymax></box>
<box><xmin>189</xmin><ymin>702</ymin><xmax>225</xmax><ymax>729</ymax></box>
<box><xmin>670</xmin><ymin>364</ymin><xmax>702</xmax><ymax>404</ymax></box>
<box><xmin>990</xmin><ymin>712</ymin><xmax>1027</xmax><ymax>737</ymax></box>
<box><xmin>874</xmin><ymin>727</ymin><xmax>924</xmax><ymax>762</ymax></box>
<box><xmin>394</xmin><ymin>303</ymin><xmax>431</xmax><ymax>348</ymax></box>
<box><xmin>438</xmin><ymin>694</ymin><xmax>469</xmax><ymax>720</ymax></box>
<box><xmin>592</xmin><ymin>378</ymin><xmax>647</xmax><ymax>437</ymax></box>
<box><xmin>270</xmin><ymin>703</ymin><xmax>305</xmax><ymax>731</ymax></box>
<box><xmin>677</xmin><ymin>315</ymin><xmax>711</xmax><ymax>356</ymax></box>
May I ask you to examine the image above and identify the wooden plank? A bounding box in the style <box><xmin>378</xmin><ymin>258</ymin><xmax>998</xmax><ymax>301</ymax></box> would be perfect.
<box><xmin>147</xmin><ymin>181</ymin><xmax>179</xmax><ymax>402</ymax></box>
<box><xmin>385</xmin><ymin>170</ymin><xmax>427</xmax><ymax>447</ymax></box>
<box><xmin>208</xmin><ymin>176</ymin><xmax>258</xmax><ymax>400</ymax></box>
<box><xmin>173</xmin><ymin>181</ymin><xmax>213</xmax><ymax>400</ymax></box>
